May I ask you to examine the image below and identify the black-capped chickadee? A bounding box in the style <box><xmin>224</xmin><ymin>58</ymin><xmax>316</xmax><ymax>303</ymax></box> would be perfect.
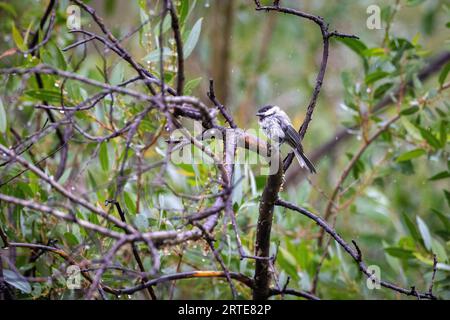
<box><xmin>256</xmin><ymin>105</ymin><xmax>316</xmax><ymax>174</ymax></box>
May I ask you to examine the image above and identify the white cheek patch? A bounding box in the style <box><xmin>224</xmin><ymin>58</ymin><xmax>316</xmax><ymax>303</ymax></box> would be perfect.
<box><xmin>263</xmin><ymin>106</ymin><xmax>279</xmax><ymax>116</ymax></box>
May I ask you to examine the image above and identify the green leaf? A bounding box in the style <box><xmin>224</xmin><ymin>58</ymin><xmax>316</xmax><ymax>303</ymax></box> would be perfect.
<box><xmin>365</xmin><ymin>71</ymin><xmax>389</xmax><ymax>85</ymax></box>
<box><xmin>99</xmin><ymin>142</ymin><xmax>109</xmax><ymax>171</ymax></box>
<box><xmin>3</xmin><ymin>270</ymin><xmax>32</xmax><ymax>293</ymax></box>
<box><xmin>0</xmin><ymin>96</ymin><xmax>7</xmax><ymax>133</ymax></box>
<box><xmin>429</xmin><ymin>171</ymin><xmax>450</xmax><ymax>181</ymax></box>
<box><xmin>418</xmin><ymin>127</ymin><xmax>441</xmax><ymax>149</ymax></box>
<box><xmin>155</xmin><ymin>15</ymin><xmax>172</xmax><ymax>37</ymax></box>
<box><xmin>143</xmin><ymin>47</ymin><xmax>172</xmax><ymax>63</ymax></box>
<box><xmin>431</xmin><ymin>239</ymin><xmax>448</xmax><ymax>263</ymax></box>
<box><xmin>87</xmin><ymin>170</ymin><xmax>97</xmax><ymax>189</ymax></box>
<box><xmin>416</xmin><ymin>216</ymin><xmax>432</xmax><ymax>251</ymax></box>
<box><xmin>184</xmin><ymin>18</ymin><xmax>203</xmax><ymax>59</ymax></box>
<box><xmin>445</xmin><ymin>190</ymin><xmax>450</xmax><ymax>207</ymax></box>
<box><xmin>64</xmin><ymin>232</ymin><xmax>79</xmax><ymax>245</ymax></box>
<box><xmin>278</xmin><ymin>246</ymin><xmax>298</xmax><ymax>280</ymax></box>
<box><xmin>438</xmin><ymin>63</ymin><xmax>450</xmax><ymax>86</ymax></box>
<box><xmin>110</xmin><ymin>62</ymin><xmax>124</xmax><ymax>85</ymax></box>
<box><xmin>24</xmin><ymin>89</ymin><xmax>65</xmax><ymax>104</ymax></box>
<box><xmin>385</xmin><ymin>247</ymin><xmax>414</xmax><ymax>259</ymax></box>
<box><xmin>401</xmin><ymin>117</ymin><xmax>422</xmax><ymax>140</ymax></box>
<box><xmin>123</xmin><ymin>192</ymin><xmax>136</xmax><ymax>214</ymax></box>
<box><xmin>439</xmin><ymin>120</ymin><xmax>447</xmax><ymax>147</ymax></box>
<box><xmin>138</xmin><ymin>8</ymin><xmax>150</xmax><ymax>47</ymax></box>
<box><xmin>363</xmin><ymin>47</ymin><xmax>386</xmax><ymax>57</ymax></box>
<box><xmin>401</xmin><ymin>212</ymin><xmax>420</xmax><ymax>242</ymax></box>
<box><xmin>396</xmin><ymin>149</ymin><xmax>425</xmax><ymax>162</ymax></box>
<box><xmin>389</xmin><ymin>38</ymin><xmax>414</xmax><ymax>51</ymax></box>
<box><xmin>179</xmin><ymin>0</ymin><xmax>190</xmax><ymax>24</ymax></box>
<box><xmin>52</xmin><ymin>43</ymin><xmax>67</xmax><ymax>71</ymax></box>
<box><xmin>432</xmin><ymin>208</ymin><xmax>450</xmax><ymax>230</ymax></box>
<box><xmin>400</xmin><ymin>105</ymin><xmax>419</xmax><ymax>116</ymax></box>
<box><xmin>11</xmin><ymin>23</ymin><xmax>26</xmax><ymax>51</ymax></box>
<box><xmin>0</xmin><ymin>2</ymin><xmax>17</xmax><ymax>17</ymax></box>
<box><xmin>374</xmin><ymin>82</ymin><xmax>393</xmax><ymax>99</ymax></box>
<box><xmin>184</xmin><ymin>77</ymin><xmax>202</xmax><ymax>95</ymax></box>
<box><xmin>41</xmin><ymin>43</ymin><xmax>67</xmax><ymax>71</ymax></box>
<box><xmin>336</xmin><ymin>37</ymin><xmax>368</xmax><ymax>58</ymax></box>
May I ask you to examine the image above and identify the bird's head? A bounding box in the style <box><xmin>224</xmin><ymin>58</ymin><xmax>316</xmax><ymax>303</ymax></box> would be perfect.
<box><xmin>256</xmin><ymin>105</ymin><xmax>280</xmax><ymax>119</ymax></box>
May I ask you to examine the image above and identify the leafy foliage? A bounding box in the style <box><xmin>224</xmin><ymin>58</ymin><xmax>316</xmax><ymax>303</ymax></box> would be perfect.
<box><xmin>0</xmin><ymin>0</ymin><xmax>448</xmax><ymax>300</ymax></box>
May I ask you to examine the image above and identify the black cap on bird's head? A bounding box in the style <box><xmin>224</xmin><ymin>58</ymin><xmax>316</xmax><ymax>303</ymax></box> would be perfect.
<box><xmin>256</xmin><ymin>105</ymin><xmax>278</xmax><ymax>118</ymax></box>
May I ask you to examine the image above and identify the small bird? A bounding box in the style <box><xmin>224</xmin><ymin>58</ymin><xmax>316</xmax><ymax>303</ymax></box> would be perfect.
<box><xmin>256</xmin><ymin>105</ymin><xmax>316</xmax><ymax>174</ymax></box>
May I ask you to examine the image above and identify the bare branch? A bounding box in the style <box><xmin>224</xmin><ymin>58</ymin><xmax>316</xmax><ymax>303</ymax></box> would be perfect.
<box><xmin>275</xmin><ymin>198</ymin><xmax>436</xmax><ymax>300</ymax></box>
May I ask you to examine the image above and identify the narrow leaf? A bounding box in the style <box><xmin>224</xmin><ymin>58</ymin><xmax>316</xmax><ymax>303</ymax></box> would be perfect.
<box><xmin>184</xmin><ymin>77</ymin><xmax>202</xmax><ymax>95</ymax></box>
<box><xmin>385</xmin><ymin>247</ymin><xmax>414</xmax><ymax>259</ymax></box>
<box><xmin>429</xmin><ymin>171</ymin><xmax>450</xmax><ymax>181</ymax></box>
<box><xmin>184</xmin><ymin>18</ymin><xmax>203</xmax><ymax>59</ymax></box>
<box><xmin>365</xmin><ymin>71</ymin><xmax>389</xmax><ymax>85</ymax></box>
<box><xmin>439</xmin><ymin>63</ymin><xmax>450</xmax><ymax>86</ymax></box>
<box><xmin>445</xmin><ymin>190</ymin><xmax>450</xmax><ymax>207</ymax></box>
<box><xmin>11</xmin><ymin>23</ymin><xmax>26</xmax><ymax>51</ymax></box>
<box><xmin>336</xmin><ymin>37</ymin><xmax>368</xmax><ymax>58</ymax></box>
<box><xmin>0</xmin><ymin>2</ymin><xmax>17</xmax><ymax>17</ymax></box>
<box><xmin>440</xmin><ymin>120</ymin><xmax>448</xmax><ymax>147</ymax></box>
<box><xmin>400</xmin><ymin>105</ymin><xmax>419</xmax><ymax>116</ymax></box>
<box><xmin>401</xmin><ymin>212</ymin><xmax>420</xmax><ymax>242</ymax></box>
<box><xmin>3</xmin><ymin>270</ymin><xmax>32</xmax><ymax>293</ymax></box>
<box><xmin>418</xmin><ymin>127</ymin><xmax>441</xmax><ymax>149</ymax></box>
<box><xmin>0</xmin><ymin>96</ymin><xmax>6</xmax><ymax>133</ymax></box>
<box><xmin>99</xmin><ymin>142</ymin><xmax>109</xmax><ymax>171</ymax></box>
<box><xmin>396</xmin><ymin>149</ymin><xmax>426</xmax><ymax>162</ymax></box>
<box><xmin>416</xmin><ymin>216</ymin><xmax>432</xmax><ymax>251</ymax></box>
<box><xmin>124</xmin><ymin>191</ymin><xmax>136</xmax><ymax>214</ymax></box>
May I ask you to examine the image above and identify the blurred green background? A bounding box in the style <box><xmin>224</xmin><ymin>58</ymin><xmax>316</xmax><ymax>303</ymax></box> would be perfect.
<box><xmin>0</xmin><ymin>0</ymin><xmax>449</xmax><ymax>299</ymax></box>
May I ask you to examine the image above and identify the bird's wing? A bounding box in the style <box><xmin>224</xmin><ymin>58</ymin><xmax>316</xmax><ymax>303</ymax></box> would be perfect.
<box><xmin>276</xmin><ymin>116</ymin><xmax>301</xmax><ymax>149</ymax></box>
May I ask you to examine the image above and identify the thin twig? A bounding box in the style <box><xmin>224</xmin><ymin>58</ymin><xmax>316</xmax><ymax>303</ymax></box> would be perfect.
<box><xmin>275</xmin><ymin>198</ymin><xmax>436</xmax><ymax>300</ymax></box>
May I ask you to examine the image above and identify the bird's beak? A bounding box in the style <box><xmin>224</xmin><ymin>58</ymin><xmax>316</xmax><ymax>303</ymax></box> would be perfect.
<box><xmin>256</xmin><ymin>111</ymin><xmax>263</xmax><ymax>116</ymax></box>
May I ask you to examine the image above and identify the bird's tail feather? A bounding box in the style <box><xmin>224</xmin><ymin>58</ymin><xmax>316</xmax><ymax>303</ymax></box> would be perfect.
<box><xmin>293</xmin><ymin>148</ymin><xmax>316</xmax><ymax>174</ymax></box>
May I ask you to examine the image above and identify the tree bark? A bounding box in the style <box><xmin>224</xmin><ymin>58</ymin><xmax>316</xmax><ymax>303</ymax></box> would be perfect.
<box><xmin>253</xmin><ymin>151</ymin><xmax>283</xmax><ymax>300</ymax></box>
